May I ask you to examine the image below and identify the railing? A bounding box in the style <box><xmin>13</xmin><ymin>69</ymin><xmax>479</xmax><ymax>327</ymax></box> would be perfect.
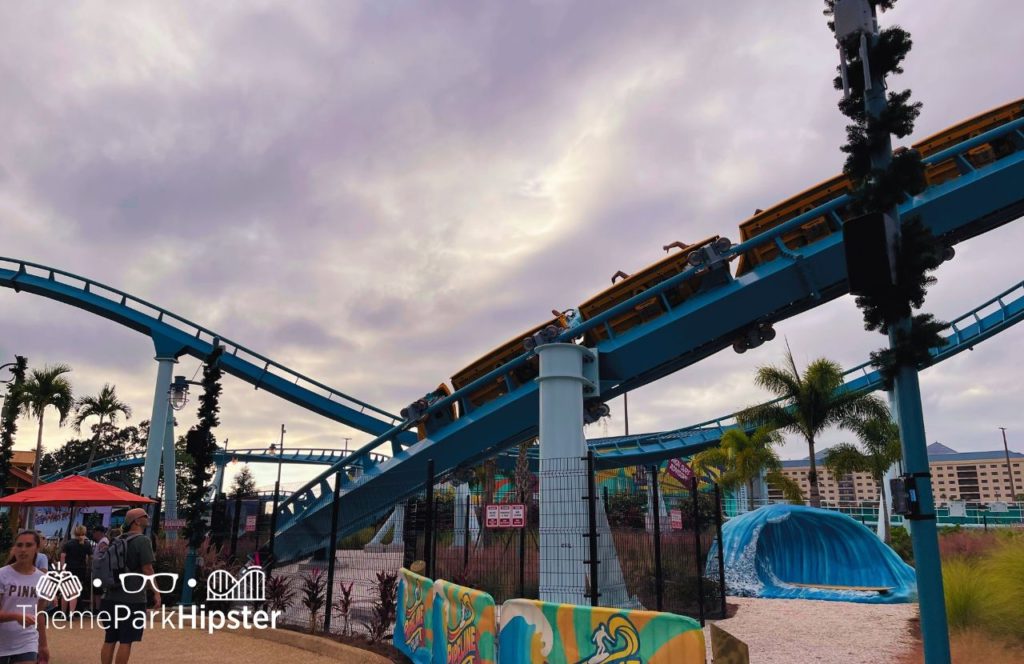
<box><xmin>0</xmin><ymin>257</ymin><xmax>400</xmax><ymax>424</ymax></box>
<box><xmin>276</xmin><ymin>115</ymin><xmax>1024</xmax><ymax>541</ymax></box>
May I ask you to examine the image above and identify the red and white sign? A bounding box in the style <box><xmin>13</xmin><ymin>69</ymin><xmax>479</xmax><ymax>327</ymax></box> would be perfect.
<box><xmin>245</xmin><ymin>515</ymin><xmax>258</xmax><ymax>533</ymax></box>
<box><xmin>668</xmin><ymin>458</ymin><xmax>694</xmax><ymax>484</ymax></box>
<box><xmin>485</xmin><ymin>504</ymin><xmax>526</xmax><ymax>529</ymax></box>
<box><xmin>669</xmin><ymin>509</ymin><xmax>683</xmax><ymax>531</ymax></box>
<box><xmin>163</xmin><ymin>519</ymin><xmax>186</xmax><ymax>530</ymax></box>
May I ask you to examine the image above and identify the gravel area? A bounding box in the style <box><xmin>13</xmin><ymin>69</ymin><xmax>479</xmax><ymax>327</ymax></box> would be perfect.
<box><xmin>704</xmin><ymin>597</ymin><xmax>919</xmax><ymax>663</ymax></box>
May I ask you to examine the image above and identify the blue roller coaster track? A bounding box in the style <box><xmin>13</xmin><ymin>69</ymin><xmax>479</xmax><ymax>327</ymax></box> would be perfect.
<box><xmin>3</xmin><ymin>108</ymin><xmax>1023</xmax><ymax>563</ymax></box>
<box><xmin>52</xmin><ymin>277</ymin><xmax>1023</xmax><ymax>487</ymax></box>
<box><xmin>266</xmin><ymin>115</ymin><xmax>1024</xmax><ymax>562</ymax></box>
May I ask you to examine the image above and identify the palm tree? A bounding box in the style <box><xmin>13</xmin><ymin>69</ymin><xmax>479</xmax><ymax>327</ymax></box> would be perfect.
<box><xmin>824</xmin><ymin>415</ymin><xmax>902</xmax><ymax>543</ymax></box>
<box><xmin>691</xmin><ymin>425</ymin><xmax>803</xmax><ymax>511</ymax></box>
<box><xmin>743</xmin><ymin>351</ymin><xmax>887</xmax><ymax>507</ymax></box>
<box><xmin>73</xmin><ymin>384</ymin><xmax>132</xmax><ymax>471</ymax></box>
<box><xmin>17</xmin><ymin>364</ymin><xmax>74</xmax><ymax>529</ymax></box>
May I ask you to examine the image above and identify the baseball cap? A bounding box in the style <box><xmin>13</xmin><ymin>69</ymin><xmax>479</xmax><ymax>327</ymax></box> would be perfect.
<box><xmin>123</xmin><ymin>508</ymin><xmax>149</xmax><ymax>528</ymax></box>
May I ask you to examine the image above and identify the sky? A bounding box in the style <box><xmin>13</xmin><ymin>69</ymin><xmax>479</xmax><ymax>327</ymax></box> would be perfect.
<box><xmin>1</xmin><ymin>1</ymin><xmax>1022</xmax><ymax>492</ymax></box>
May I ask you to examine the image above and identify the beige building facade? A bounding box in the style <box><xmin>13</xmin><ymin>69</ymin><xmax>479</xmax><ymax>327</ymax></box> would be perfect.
<box><xmin>769</xmin><ymin>443</ymin><xmax>1024</xmax><ymax>505</ymax></box>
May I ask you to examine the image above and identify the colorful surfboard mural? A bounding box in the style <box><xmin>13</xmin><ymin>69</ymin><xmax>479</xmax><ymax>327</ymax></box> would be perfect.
<box><xmin>395</xmin><ymin>568</ymin><xmax>435</xmax><ymax>663</ymax></box>
<box><xmin>431</xmin><ymin>579</ymin><xmax>498</xmax><ymax>664</ymax></box>
<box><xmin>497</xmin><ymin>599</ymin><xmax>705</xmax><ymax>664</ymax></box>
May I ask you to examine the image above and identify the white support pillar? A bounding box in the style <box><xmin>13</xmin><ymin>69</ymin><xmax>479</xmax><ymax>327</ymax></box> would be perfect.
<box><xmin>645</xmin><ymin>469</ymin><xmax>669</xmax><ymax>533</ymax></box>
<box><xmin>141</xmin><ymin>355</ymin><xmax>176</xmax><ymax>502</ymax></box>
<box><xmin>212</xmin><ymin>463</ymin><xmax>226</xmax><ymax>497</ymax></box>
<box><xmin>453</xmin><ymin>482</ymin><xmax>481</xmax><ymax>546</ymax></box>
<box><xmin>162</xmin><ymin>409</ymin><xmax>178</xmax><ymax>540</ymax></box>
<box><xmin>537</xmin><ymin>343</ymin><xmax>591</xmax><ymax>604</ymax></box>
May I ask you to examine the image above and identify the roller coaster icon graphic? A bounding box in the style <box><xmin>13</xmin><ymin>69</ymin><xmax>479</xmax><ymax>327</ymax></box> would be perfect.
<box><xmin>205</xmin><ymin>566</ymin><xmax>266</xmax><ymax>602</ymax></box>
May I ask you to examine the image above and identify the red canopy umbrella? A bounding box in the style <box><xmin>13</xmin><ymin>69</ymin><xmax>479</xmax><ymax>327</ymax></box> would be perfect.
<box><xmin>0</xmin><ymin>475</ymin><xmax>155</xmax><ymax>542</ymax></box>
<box><xmin>0</xmin><ymin>475</ymin><xmax>155</xmax><ymax>507</ymax></box>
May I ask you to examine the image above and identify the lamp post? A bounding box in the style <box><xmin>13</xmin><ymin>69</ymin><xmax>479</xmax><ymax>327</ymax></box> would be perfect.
<box><xmin>267</xmin><ymin>424</ymin><xmax>285</xmax><ymax>569</ymax></box>
<box><xmin>999</xmin><ymin>428</ymin><xmax>1017</xmax><ymax>499</ymax></box>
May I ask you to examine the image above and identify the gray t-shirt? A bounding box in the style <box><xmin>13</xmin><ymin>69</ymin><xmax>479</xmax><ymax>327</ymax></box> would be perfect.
<box><xmin>104</xmin><ymin>533</ymin><xmax>155</xmax><ymax>604</ymax></box>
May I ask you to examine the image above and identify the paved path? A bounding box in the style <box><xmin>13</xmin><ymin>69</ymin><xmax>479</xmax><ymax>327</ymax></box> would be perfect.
<box><xmin>45</xmin><ymin>616</ymin><xmax>389</xmax><ymax>664</ymax></box>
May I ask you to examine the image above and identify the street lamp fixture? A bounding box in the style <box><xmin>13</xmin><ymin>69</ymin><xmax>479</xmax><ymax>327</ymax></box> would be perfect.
<box><xmin>0</xmin><ymin>360</ymin><xmax>21</xmax><ymax>384</ymax></box>
<box><xmin>168</xmin><ymin>375</ymin><xmax>199</xmax><ymax>411</ymax></box>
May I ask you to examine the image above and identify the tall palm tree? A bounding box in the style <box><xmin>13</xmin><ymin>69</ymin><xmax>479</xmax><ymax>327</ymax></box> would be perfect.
<box><xmin>73</xmin><ymin>384</ymin><xmax>132</xmax><ymax>471</ymax></box>
<box><xmin>824</xmin><ymin>415</ymin><xmax>902</xmax><ymax>543</ymax></box>
<box><xmin>17</xmin><ymin>364</ymin><xmax>74</xmax><ymax>529</ymax></box>
<box><xmin>691</xmin><ymin>425</ymin><xmax>803</xmax><ymax>511</ymax></box>
<box><xmin>743</xmin><ymin>350</ymin><xmax>887</xmax><ymax>508</ymax></box>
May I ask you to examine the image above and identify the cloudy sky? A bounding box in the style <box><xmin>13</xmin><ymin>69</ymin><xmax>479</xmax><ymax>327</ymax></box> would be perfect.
<box><xmin>1</xmin><ymin>1</ymin><xmax>1021</xmax><ymax>491</ymax></box>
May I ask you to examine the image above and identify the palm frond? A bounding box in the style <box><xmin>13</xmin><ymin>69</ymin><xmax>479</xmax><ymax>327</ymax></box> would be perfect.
<box><xmin>766</xmin><ymin>470</ymin><xmax>804</xmax><ymax>503</ymax></box>
<box><xmin>823</xmin><ymin>442</ymin><xmax>870</xmax><ymax>478</ymax></box>
<box><xmin>754</xmin><ymin>365</ymin><xmax>801</xmax><ymax>400</ymax></box>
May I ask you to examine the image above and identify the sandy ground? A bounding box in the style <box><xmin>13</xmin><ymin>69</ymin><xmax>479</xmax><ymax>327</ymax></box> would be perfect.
<box><xmin>705</xmin><ymin>596</ymin><xmax>920</xmax><ymax>663</ymax></box>
<box><xmin>43</xmin><ymin>616</ymin><xmax>386</xmax><ymax>664</ymax></box>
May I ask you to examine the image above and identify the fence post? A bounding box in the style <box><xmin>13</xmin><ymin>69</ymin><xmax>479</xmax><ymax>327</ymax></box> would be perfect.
<box><xmin>650</xmin><ymin>465</ymin><xmax>663</xmax><ymax>612</ymax></box>
<box><xmin>463</xmin><ymin>492</ymin><xmax>471</xmax><ymax>569</ymax></box>
<box><xmin>424</xmin><ymin>459</ymin><xmax>435</xmax><ymax>578</ymax></box>
<box><xmin>585</xmin><ymin>450</ymin><xmax>600</xmax><ymax>607</ymax></box>
<box><xmin>690</xmin><ymin>476</ymin><xmax>705</xmax><ymax>626</ymax></box>
<box><xmin>983</xmin><ymin>513</ymin><xmax>988</xmax><ymax>531</ymax></box>
<box><xmin>432</xmin><ymin>495</ymin><xmax>440</xmax><ymax>578</ymax></box>
<box><xmin>602</xmin><ymin>486</ymin><xmax>609</xmax><ymax>515</ymax></box>
<box><xmin>323</xmin><ymin>469</ymin><xmax>343</xmax><ymax>634</ymax></box>
<box><xmin>714</xmin><ymin>483</ymin><xmax>727</xmax><ymax>620</ymax></box>
<box><xmin>519</xmin><ymin>490</ymin><xmax>527</xmax><ymax>599</ymax></box>
<box><xmin>229</xmin><ymin>493</ymin><xmax>242</xmax><ymax>559</ymax></box>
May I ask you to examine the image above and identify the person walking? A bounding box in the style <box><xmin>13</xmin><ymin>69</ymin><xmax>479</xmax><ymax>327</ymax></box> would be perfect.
<box><xmin>91</xmin><ymin>526</ymin><xmax>109</xmax><ymax>610</ymax></box>
<box><xmin>60</xmin><ymin>525</ymin><xmax>93</xmax><ymax>614</ymax></box>
<box><xmin>0</xmin><ymin>530</ymin><xmax>51</xmax><ymax>664</ymax></box>
<box><xmin>100</xmin><ymin>509</ymin><xmax>161</xmax><ymax>664</ymax></box>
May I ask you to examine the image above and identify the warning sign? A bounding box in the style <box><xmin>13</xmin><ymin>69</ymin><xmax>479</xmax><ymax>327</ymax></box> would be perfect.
<box><xmin>669</xmin><ymin>509</ymin><xmax>683</xmax><ymax>531</ymax></box>
<box><xmin>485</xmin><ymin>504</ymin><xmax>525</xmax><ymax>529</ymax></box>
<box><xmin>245</xmin><ymin>515</ymin><xmax>257</xmax><ymax>533</ymax></box>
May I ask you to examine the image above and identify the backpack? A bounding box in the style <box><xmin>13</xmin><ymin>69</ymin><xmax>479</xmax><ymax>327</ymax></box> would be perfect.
<box><xmin>92</xmin><ymin>533</ymin><xmax>140</xmax><ymax>591</ymax></box>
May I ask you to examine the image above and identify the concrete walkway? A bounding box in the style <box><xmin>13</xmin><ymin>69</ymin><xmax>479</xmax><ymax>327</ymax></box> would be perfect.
<box><xmin>45</xmin><ymin>617</ymin><xmax>391</xmax><ymax>664</ymax></box>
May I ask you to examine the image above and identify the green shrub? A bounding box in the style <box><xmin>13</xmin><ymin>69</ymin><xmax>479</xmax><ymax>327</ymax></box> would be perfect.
<box><xmin>942</xmin><ymin>558</ymin><xmax>996</xmax><ymax>631</ymax></box>
<box><xmin>983</xmin><ymin>537</ymin><xmax>1024</xmax><ymax>639</ymax></box>
<box><xmin>889</xmin><ymin>526</ymin><xmax>913</xmax><ymax>564</ymax></box>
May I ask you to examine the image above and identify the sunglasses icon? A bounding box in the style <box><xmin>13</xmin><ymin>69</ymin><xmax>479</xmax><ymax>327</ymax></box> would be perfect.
<box><xmin>119</xmin><ymin>572</ymin><xmax>178</xmax><ymax>594</ymax></box>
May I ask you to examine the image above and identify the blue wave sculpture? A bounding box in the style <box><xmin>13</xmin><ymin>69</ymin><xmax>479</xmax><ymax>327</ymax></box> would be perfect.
<box><xmin>709</xmin><ymin>504</ymin><xmax>917</xmax><ymax>603</ymax></box>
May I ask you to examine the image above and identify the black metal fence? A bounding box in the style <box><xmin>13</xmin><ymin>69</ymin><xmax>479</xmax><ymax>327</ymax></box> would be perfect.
<box><xmin>263</xmin><ymin>453</ymin><xmax>726</xmax><ymax>638</ymax></box>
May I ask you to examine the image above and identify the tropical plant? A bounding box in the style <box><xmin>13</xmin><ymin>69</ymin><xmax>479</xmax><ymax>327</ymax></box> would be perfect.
<box><xmin>332</xmin><ymin>580</ymin><xmax>355</xmax><ymax>636</ymax></box>
<box><xmin>73</xmin><ymin>384</ymin><xmax>132</xmax><ymax>471</ymax></box>
<box><xmin>823</xmin><ymin>415</ymin><xmax>902</xmax><ymax>542</ymax></box>
<box><xmin>299</xmin><ymin>568</ymin><xmax>327</xmax><ymax>633</ymax></box>
<box><xmin>265</xmin><ymin>574</ymin><xmax>295</xmax><ymax>613</ymax></box>
<box><xmin>742</xmin><ymin>351</ymin><xmax>887</xmax><ymax>507</ymax></box>
<box><xmin>17</xmin><ymin>363</ymin><xmax>74</xmax><ymax>529</ymax></box>
<box><xmin>366</xmin><ymin>570</ymin><xmax>398</xmax><ymax>642</ymax></box>
<box><xmin>690</xmin><ymin>425</ymin><xmax>803</xmax><ymax>511</ymax></box>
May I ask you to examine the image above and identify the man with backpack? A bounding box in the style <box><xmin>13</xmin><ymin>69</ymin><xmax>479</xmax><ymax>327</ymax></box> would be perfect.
<box><xmin>96</xmin><ymin>508</ymin><xmax>161</xmax><ymax>664</ymax></box>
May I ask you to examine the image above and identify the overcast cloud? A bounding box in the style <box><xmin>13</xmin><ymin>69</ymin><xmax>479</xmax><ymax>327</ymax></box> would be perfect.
<box><xmin>1</xmin><ymin>1</ymin><xmax>1021</xmax><ymax>491</ymax></box>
